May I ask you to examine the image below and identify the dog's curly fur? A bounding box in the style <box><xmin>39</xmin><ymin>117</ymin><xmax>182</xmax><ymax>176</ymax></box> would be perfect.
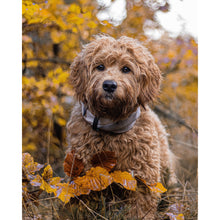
<box><xmin>66</xmin><ymin>35</ymin><xmax>177</xmax><ymax>219</ymax></box>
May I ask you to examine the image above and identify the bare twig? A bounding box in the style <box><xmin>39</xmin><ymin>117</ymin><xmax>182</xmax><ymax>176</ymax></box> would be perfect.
<box><xmin>154</xmin><ymin>105</ymin><xmax>198</xmax><ymax>135</ymax></box>
<box><xmin>74</xmin><ymin>195</ymin><xmax>108</xmax><ymax>220</ymax></box>
<box><xmin>163</xmin><ymin>60</ymin><xmax>181</xmax><ymax>76</ymax></box>
<box><xmin>22</xmin><ymin>57</ymin><xmax>71</xmax><ymax>65</ymax></box>
<box><xmin>168</xmin><ymin>138</ymin><xmax>198</xmax><ymax>151</ymax></box>
<box><xmin>47</xmin><ymin>112</ymin><xmax>53</xmax><ymax>164</ymax></box>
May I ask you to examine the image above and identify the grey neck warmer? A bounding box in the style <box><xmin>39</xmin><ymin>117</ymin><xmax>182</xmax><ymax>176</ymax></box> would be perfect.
<box><xmin>81</xmin><ymin>103</ymin><xmax>141</xmax><ymax>134</ymax></box>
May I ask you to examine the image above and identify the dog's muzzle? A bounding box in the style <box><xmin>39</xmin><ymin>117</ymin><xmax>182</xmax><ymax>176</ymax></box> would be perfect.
<box><xmin>102</xmin><ymin>80</ymin><xmax>117</xmax><ymax>93</ymax></box>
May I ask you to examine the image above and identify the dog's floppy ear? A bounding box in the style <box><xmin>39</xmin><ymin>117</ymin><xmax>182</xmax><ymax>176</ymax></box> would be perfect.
<box><xmin>138</xmin><ymin>56</ymin><xmax>162</xmax><ymax>106</ymax></box>
<box><xmin>69</xmin><ymin>51</ymin><xmax>88</xmax><ymax>102</ymax></box>
<box><xmin>118</xmin><ymin>36</ymin><xmax>161</xmax><ymax>106</ymax></box>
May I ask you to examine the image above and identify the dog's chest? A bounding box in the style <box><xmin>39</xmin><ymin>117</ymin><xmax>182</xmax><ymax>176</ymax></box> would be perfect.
<box><xmin>68</xmin><ymin>107</ymin><xmax>160</xmax><ymax>175</ymax></box>
<box><xmin>74</xmin><ymin>126</ymin><xmax>159</xmax><ymax>174</ymax></box>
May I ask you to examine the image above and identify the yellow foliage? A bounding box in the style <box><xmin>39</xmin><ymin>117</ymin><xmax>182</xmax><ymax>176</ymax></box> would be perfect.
<box><xmin>74</xmin><ymin>167</ymin><xmax>113</xmax><ymax>191</ymax></box>
<box><xmin>42</xmin><ymin>164</ymin><xmax>53</xmax><ymax>180</ymax></box>
<box><xmin>30</xmin><ymin>164</ymin><xmax>62</xmax><ymax>194</ymax></box>
<box><xmin>50</xmin><ymin>31</ymin><xmax>66</xmax><ymax>44</ymax></box>
<box><xmin>55</xmin><ymin>116</ymin><xmax>66</xmax><ymax>126</ymax></box>
<box><xmin>184</xmin><ymin>49</ymin><xmax>193</xmax><ymax>59</ymax></box>
<box><xmin>87</xmin><ymin>21</ymin><xmax>98</xmax><ymax>29</ymax></box>
<box><xmin>111</xmin><ymin>171</ymin><xmax>137</xmax><ymax>191</ymax></box>
<box><xmin>56</xmin><ymin>183</ymin><xmax>80</xmax><ymax>204</ymax></box>
<box><xmin>22</xmin><ymin>153</ymin><xmax>44</xmax><ymax>180</ymax></box>
<box><xmin>147</xmin><ymin>182</ymin><xmax>167</xmax><ymax>193</ymax></box>
<box><xmin>69</xmin><ymin>4</ymin><xmax>81</xmax><ymax>14</ymax></box>
<box><xmin>23</xmin><ymin>152</ymin><xmax>168</xmax><ymax>206</ymax></box>
<box><xmin>23</xmin><ymin>143</ymin><xmax>37</xmax><ymax>152</ymax></box>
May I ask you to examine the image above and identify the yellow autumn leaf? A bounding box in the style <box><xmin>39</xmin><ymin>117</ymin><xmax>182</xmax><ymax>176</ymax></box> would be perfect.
<box><xmin>23</xmin><ymin>143</ymin><xmax>37</xmax><ymax>152</ymax></box>
<box><xmin>74</xmin><ymin>167</ymin><xmax>113</xmax><ymax>191</ymax></box>
<box><xmin>166</xmin><ymin>213</ymin><xmax>184</xmax><ymax>220</ymax></box>
<box><xmin>147</xmin><ymin>182</ymin><xmax>167</xmax><ymax>193</ymax></box>
<box><xmin>31</xmin><ymin>175</ymin><xmax>56</xmax><ymax>194</ymax></box>
<box><xmin>50</xmin><ymin>177</ymin><xmax>62</xmax><ymax>186</ymax></box>
<box><xmin>184</xmin><ymin>49</ymin><xmax>193</xmax><ymax>59</ymax></box>
<box><xmin>51</xmin><ymin>104</ymin><xmax>61</xmax><ymax>113</ymax></box>
<box><xmin>111</xmin><ymin>171</ymin><xmax>137</xmax><ymax>191</ymax></box>
<box><xmin>50</xmin><ymin>31</ymin><xmax>66</xmax><ymax>44</ymax></box>
<box><xmin>72</xmin><ymin>27</ymin><xmax>78</xmax><ymax>33</ymax></box>
<box><xmin>69</xmin><ymin>16</ymin><xmax>84</xmax><ymax>25</ymax></box>
<box><xmin>30</xmin><ymin>174</ymin><xmax>42</xmax><ymax>187</ymax></box>
<box><xmin>42</xmin><ymin>164</ymin><xmax>53</xmax><ymax>180</ymax></box>
<box><xmin>22</xmin><ymin>76</ymin><xmax>36</xmax><ymax>86</ymax></box>
<box><xmin>30</xmin><ymin>167</ymin><xmax>62</xmax><ymax>194</ymax></box>
<box><xmin>69</xmin><ymin>4</ymin><xmax>81</xmax><ymax>14</ymax></box>
<box><xmin>31</xmin><ymin>119</ymin><xmax>38</xmax><ymax>127</ymax></box>
<box><xmin>22</xmin><ymin>1</ymin><xmax>32</xmax><ymax>15</ymax></box>
<box><xmin>22</xmin><ymin>153</ymin><xmax>44</xmax><ymax>179</ymax></box>
<box><xmin>40</xmin><ymin>180</ymin><xmax>57</xmax><ymax>194</ymax></box>
<box><xmin>55</xmin><ymin>182</ymin><xmax>90</xmax><ymax>204</ymax></box>
<box><xmin>167</xmin><ymin>50</ymin><xmax>176</xmax><ymax>59</ymax></box>
<box><xmin>55</xmin><ymin>117</ymin><xmax>66</xmax><ymax>126</ymax></box>
<box><xmin>22</xmin><ymin>152</ymin><xmax>34</xmax><ymax>166</ymax></box>
<box><xmin>87</xmin><ymin>21</ymin><xmax>97</xmax><ymax>29</ymax></box>
<box><xmin>57</xmin><ymin>72</ymin><xmax>69</xmax><ymax>83</ymax></box>
<box><xmin>176</xmin><ymin>214</ymin><xmax>184</xmax><ymax>220</ymax></box>
<box><xmin>55</xmin><ymin>183</ymin><xmax>74</xmax><ymax>204</ymax></box>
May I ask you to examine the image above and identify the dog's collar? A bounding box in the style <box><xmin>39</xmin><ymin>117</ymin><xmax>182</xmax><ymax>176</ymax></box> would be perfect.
<box><xmin>81</xmin><ymin>102</ymin><xmax>141</xmax><ymax>134</ymax></box>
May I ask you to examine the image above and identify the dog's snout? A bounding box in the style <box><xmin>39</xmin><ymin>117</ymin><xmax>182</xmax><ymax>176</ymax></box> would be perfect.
<box><xmin>103</xmin><ymin>80</ymin><xmax>117</xmax><ymax>93</ymax></box>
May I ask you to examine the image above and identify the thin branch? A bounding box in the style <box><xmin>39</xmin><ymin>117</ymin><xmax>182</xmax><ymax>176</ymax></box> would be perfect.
<box><xmin>163</xmin><ymin>60</ymin><xmax>181</xmax><ymax>76</ymax></box>
<box><xmin>168</xmin><ymin>138</ymin><xmax>198</xmax><ymax>151</ymax></box>
<box><xmin>74</xmin><ymin>195</ymin><xmax>108</xmax><ymax>220</ymax></box>
<box><xmin>154</xmin><ymin>105</ymin><xmax>198</xmax><ymax>135</ymax></box>
<box><xmin>47</xmin><ymin>112</ymin><xmax>53</xmax><ymax>164</ymax></box>
<box><xmin>22</xmin><ymin>57</ymin><xmax>71</xmax><ymax>65</ymax></box>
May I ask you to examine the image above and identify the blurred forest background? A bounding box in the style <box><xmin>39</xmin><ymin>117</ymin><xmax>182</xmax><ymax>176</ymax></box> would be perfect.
<box><xmin>22</xmin><ymin>0</ymin><xmax>197</xmax><ymax>218</ymax></box>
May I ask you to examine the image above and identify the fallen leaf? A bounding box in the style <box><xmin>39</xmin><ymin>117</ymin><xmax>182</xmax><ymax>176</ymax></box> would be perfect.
<box><xmin>74</xmin><ymin>167</ymin><xmax>113</xmax><ymax>191</ymax></box>
<box><xmin>42</xmin><ymin>164</ymin><xmax>53</xmax><ymax>180</ymax></box>
<box><xmin>111</xmin><ymin>171</ymin><xmax>137</xmax><ymax>191</ymax></box>
<box><xmin>91</xmin><ymin>151</ymin><xmax>117</xmax><ymax>172</ymax></box>
<box><xmin>63</xmin><ymin>150</ymin><xmax>84</xmax><ymax>179</ymax></box>
<box><xmin>55</xmin><ymin>182</ymin><xmax>91</xmax><ymax>204</ymax></box>
<box><xmin>135</xmin><ymin>176</ymin><xmax>167</xmax><ymax>194</ymax></box>
<box><xmin>147</xmin><ymin>182</ymin><xmax>167</xmax><ymax>193</ymax></box>
<box><xmin>30</xmin><ymin>174</ymin><xmax>42</xmax><ymax>187</ymax></box>
<box><xmin>30</xmin><ymin>165</ymin><xmax>62</xmax><ymax>194</ymax></box>
<box><xmin>166</xmin><ymin>213</ymin><xmax>184</xmax><ymax>220</ymax></box>
<box><xmin>22</xmin><ymin>153</ymin><xmax>44</xmax><ymax>180</ymax></box>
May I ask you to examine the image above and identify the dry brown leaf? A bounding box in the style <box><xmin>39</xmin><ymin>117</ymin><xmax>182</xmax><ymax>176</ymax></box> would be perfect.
<box><xmin>91</xmin><ymin>151</ymin><xmax>117</xmax><ymax>172</ymax></box>
<box><xmin>63</xmin><ymin>150</ymin><xmax>84</xmax><ymax>178</ymax></box>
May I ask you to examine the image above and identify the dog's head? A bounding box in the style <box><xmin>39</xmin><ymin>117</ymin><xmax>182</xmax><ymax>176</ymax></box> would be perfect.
<box><xmin>70</xmin><ymin>35</ymin><xmax>161</xmax><ymax>121</ymax></box>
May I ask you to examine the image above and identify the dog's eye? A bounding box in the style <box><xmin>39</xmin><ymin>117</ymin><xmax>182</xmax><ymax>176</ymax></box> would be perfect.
<box><xmin>121</xmin><ymin>66</ymin><xmax>131</xmax><ymax>73</ymax></box>
<box><xmin>96</xmin><ymin>64</ymin><xmax>105</xmax><ymax>71</ymax></box>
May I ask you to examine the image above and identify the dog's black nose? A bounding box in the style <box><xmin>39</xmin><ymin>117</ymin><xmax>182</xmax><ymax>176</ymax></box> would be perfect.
<box><xmin>103</xmin><ymin>80</ymin><xmax>117</xmax><ymax>93</ymax></box>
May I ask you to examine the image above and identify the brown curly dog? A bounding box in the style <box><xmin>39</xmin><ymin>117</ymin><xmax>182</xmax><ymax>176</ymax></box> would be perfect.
<box><xmin>66</xmin><ymin>35</ymin><xmax>177</xmax><ymax>219</ymax></box>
